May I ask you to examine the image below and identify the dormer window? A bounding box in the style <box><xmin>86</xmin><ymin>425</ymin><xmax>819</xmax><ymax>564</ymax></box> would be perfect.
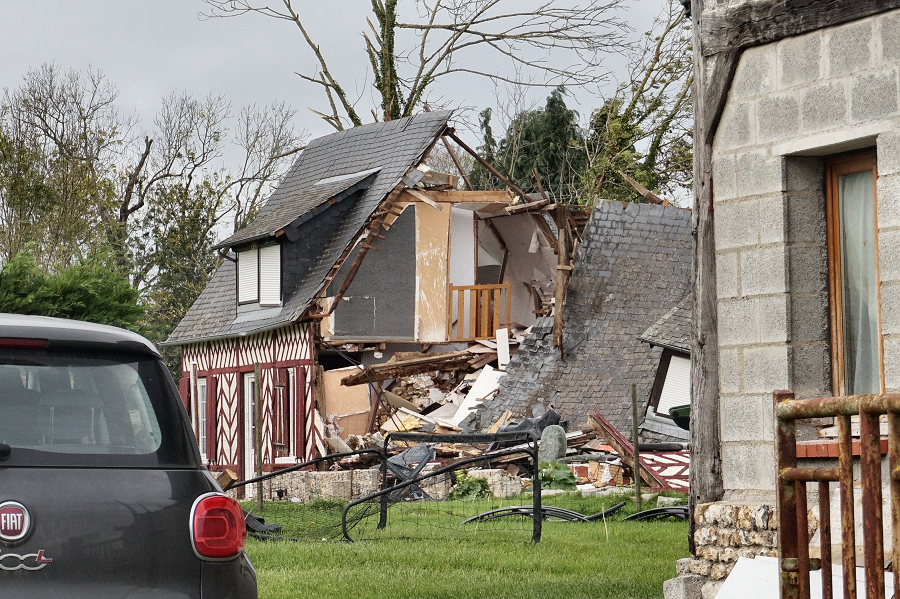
<box><xmin>237</xmin><ymin>244</ymin><xmax>282</xmax><ymax>307</ymax></box>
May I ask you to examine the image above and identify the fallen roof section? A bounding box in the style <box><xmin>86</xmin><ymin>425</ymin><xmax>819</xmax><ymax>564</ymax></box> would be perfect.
<box><xmin>477</xmin><ymin>200</ymin><xmax>693</xmax><ymax>444</ymax></box>
<box><xmin>639</xmin><ymin>293</ymin><xmax>691</xmax><ymax>354</ymax></box>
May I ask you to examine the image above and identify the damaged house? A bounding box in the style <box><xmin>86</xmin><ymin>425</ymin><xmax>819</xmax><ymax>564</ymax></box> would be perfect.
<box><xmin>476</xmin><ymin>199</ymin><xmax>693</xmax><ymax>444</ymax></box>
<box><xmin>164</xmin><ymin>110</ymin><xmax>578</xmax><ymax>485</ymax></box>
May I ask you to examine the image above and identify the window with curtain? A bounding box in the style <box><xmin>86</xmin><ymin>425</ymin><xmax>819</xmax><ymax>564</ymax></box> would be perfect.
<box><xmin>827</xmin><ymin>151</ymin><xmax>882</xmax><ymax>396</ymax></box>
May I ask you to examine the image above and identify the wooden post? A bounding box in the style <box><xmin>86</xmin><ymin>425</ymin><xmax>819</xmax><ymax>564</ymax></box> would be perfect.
<box><xmin>553</xmin><ymin>204</ymin><xmax>569</xmax><ymax>358</ymax></box>
<box><xmin>689</xmin><ymin>0</ymin><xmax>724</xmax><ymax>555</ymax></box>
<box><xmin>632</xmin><ymin>383</ymin><xmax>642</xmax><ymax>513</ymax></box>
<box><xmin>254</xmin><ymin>362</ymin><xmax>263</xmax><ymax>512</ymax></box>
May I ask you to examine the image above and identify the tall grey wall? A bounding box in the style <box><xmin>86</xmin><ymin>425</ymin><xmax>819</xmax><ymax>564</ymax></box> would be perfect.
<box><xmin>712</xmin><ymin>9</ymin><xmax>900</xmax><ymax>500</ymax></box>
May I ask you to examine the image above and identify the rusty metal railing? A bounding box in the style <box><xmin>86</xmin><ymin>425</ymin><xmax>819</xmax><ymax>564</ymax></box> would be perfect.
<box><xmin>775</xmin><ymin>389</ymin><xmax>900</xmax><ymax>599</ymax></box>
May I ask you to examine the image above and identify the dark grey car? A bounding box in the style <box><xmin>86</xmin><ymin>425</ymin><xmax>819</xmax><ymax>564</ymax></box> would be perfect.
<box><xmin>0</xmin><ymin>314</ymin><xmax>257</xmax><ymax>598</ymax></box>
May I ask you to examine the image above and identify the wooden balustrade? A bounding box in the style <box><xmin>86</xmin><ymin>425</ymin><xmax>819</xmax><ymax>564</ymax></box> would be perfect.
<box><xmin>447</xmin><ymin>282</ymin><xmax>511</xmax><ymax>341</ymax></box>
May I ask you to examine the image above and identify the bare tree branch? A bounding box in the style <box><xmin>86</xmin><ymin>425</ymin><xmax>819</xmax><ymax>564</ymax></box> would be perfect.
<box><xmin>200</xmin><ymin>0</ymin><xmax>629</xmax><ymax>125</ymax></box>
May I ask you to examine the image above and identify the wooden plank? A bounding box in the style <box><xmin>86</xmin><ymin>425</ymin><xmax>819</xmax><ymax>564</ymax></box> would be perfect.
<box><xmin>440</xmin><ymin>136</ymin><xmax>474</xmax><ymax>191</ymax></box>
<box><xmin>404</xmin><ymin>187</ymin><xmax>444</xmax><ymax>211</ymax></box>
<box><xmin>447</xmin><ymin>283</ymin><xmax>454</xmax><ymax>342</ymax></box>
<box><xmin>399</xmin><ymin>189</ymin><xmax>512</xmax><ymax>204</ymax></box>
<box><xmin>488</xmin><ymin>410</ymin><xmax>513</xmax><ymax>434</ymax></box>
<box><xmin>445</xmin><ymin>131</ymin><xmax>531</xmax><ymax>202</ymax></box>
<box><xmin>588</xmin><ymin>411</ymin><xmax>665</xmax><ymax>489</ymax></box>
<box><xmin>505</xmin><ymin>282</ymin><xmax>511</xmax><ymax>326</ymax></box>
<box><xmin>340</xmin><ymin>351</ymin><xmax>473</xmax><ymax>386</ymax></box>
<box><xmin>457</xmin><ymin>287</ymin><xmax>466</xmax><ymax>340</ymax></box>
<box><xmin>493</xmin><ymin>287</ymin><xmax>501</xmax><ymax>335</ymax></box>
<box><xmin>701</xmin><ymin>0</ymin><xmax>900</xmax><ymax>57</ymax></box>
<box><xmin>480</xmin><ymin>288</ymin><xmax>490</xmax><ymax>338</ymax></box>
<box><xmin>480</xmin><ymin>198</ymin><xmax>551</xmax><ymax>219</ymax></box>
<box><xmin>553</xmin><ymin>205</ymin><xmax>569</xmax><ymax>353</ymax></box>
<box><xmin>469</xmin><ymin>289</ymin><xmax>477</xmax><ymax>341</ymax></box>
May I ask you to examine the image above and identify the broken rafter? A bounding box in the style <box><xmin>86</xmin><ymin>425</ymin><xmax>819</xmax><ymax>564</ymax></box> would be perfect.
<box><xmin>404</xmin><ymin>187</ymin><xmax>444</xmax><ymax>211</ymax></box>
<box><xmin>341</xmin><ymin>351</ymin><xmax>473</xmax><ymax>386</ymax></box>
<box><xmin>327</xmin><ymin>183</ymin><xmax>406</xmax><ymax>314</ymax></box>
<box><xmin>618</xmin><ymin>171</ymin><xmax>670</xmax><ymax>206</ymax></box>
<box><xmin>480</xmin><ymin>198</ymin><xmax>550</xmax><ymax>219</ymax></box>
<box><xmin>588</xmin><ymin>410</ymin><xmax>666</xmax><ymax>489</ymax></box>
<box><xmin>444</xmin><ymin>130</ymin><xmax>530</xmax><ymax>203</ymax></box>
<box><xmin>442</xmin><ymin>136</ymin><xmax>474</xmax><ymax>190</ymax></box>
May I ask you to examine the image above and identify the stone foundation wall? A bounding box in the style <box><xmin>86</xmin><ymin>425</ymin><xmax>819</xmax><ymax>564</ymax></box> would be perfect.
<box><xmin>665</xmin><ymin>501</ymin><xmax>819</xmax><ymax>599</ymax></box>
<box><xmin>690</xmin><ymin>502</ymin><xmax>780</xmax><ymax>581</ymax></box>
<box><xmin>230</xmin><ymin>467</ymin><xmax>454</xmax><ymax>503</ymax></box>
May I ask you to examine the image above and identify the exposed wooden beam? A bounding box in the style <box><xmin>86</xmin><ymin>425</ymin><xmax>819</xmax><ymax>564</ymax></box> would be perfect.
<box><xmin>690</xmin><ymin>0</ymin><xmax>723</xmax><ymax>555</ymax></box>
<box><xmin>340</xmin><ymin>351</ymin><xmax>473</xmax><ymax>386</ymax></box>
<box><xmin>480</xmin><ymin>198</ymin><xmax>550</xmax><ymax>219</ymax></box>
<box><xmin>404</xmin><ymin>188</ymin><xmax>444</xmax><ymax>210</ymax></box>
<box><xmin>618</xmin><ymin>171</ymin><xmax>669</xmax><ymax>206</ymax></box>
<box><xmin>441</xmin><ymin>136</ymin><xmax>474</xmax><ymax>190</ymax></box>
<box><xmin>398</xmin><ymin>189</ymin><xmax>513</xmax><ymax>204</ymax></box>
<box><xmin>444</xmin><ymin>131</ymin><xmax>531</xmax><ymax>203</ymax></box>
<box><xmin>701</xmin><ymin>0</ymin><xmax>900</xmax><ymax>57</ymax></box>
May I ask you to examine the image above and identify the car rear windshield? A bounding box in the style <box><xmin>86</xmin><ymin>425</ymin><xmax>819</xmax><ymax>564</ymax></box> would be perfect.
<box><xmin>0</xmin><ymin>347</ymin><xmax>196</xmax><ymax>468</ymax></box>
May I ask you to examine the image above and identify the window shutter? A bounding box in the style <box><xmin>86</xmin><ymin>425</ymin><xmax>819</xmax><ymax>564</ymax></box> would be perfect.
<box><xmin>238</xmin><ymin>248</ymin><xmax>259</xmax><ymax>304</ymax></box>
<box><xmin>259</xmin><ymin>244</ymin><xmax>282</xmax><ymax>306</ymax></box>
<box><xmin>656</xmin><ymin>354</ymin><xmax>691</xmax><ymax>417</ymax></box>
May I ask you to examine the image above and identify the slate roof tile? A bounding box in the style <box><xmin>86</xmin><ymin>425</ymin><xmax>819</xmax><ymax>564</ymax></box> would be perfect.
<box><xmin>481</xmin><ymin>200</ymin><xmax>692</xmax><ymax>442</ymax></box>
<box><xmin>167</xmin><ymin>110</ymin><xmax>452</xmax><ymax>344</ymax></box>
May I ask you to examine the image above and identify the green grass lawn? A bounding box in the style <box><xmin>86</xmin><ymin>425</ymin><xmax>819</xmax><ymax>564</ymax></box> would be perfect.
<box><xmin>243</xmin><ymin>492</ymin><xmax>689</xmax><ymax>599</ymax></box>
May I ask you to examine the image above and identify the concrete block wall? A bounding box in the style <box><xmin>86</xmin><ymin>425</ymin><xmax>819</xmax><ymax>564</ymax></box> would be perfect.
<box><xmin>712</xmin><ymin>9</ymin><xmax>900</xmax><ymax>498</ymax></box>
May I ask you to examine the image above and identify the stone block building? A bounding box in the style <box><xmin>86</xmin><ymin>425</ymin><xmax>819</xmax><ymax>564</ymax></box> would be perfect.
<box><xmin>666</xmin><ymin>1</ymin><xmax>900</xmax><ymax>597</ymax></box>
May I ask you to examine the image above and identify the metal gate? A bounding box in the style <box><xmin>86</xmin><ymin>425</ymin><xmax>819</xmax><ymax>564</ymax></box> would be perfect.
<box><xmin>774</xmin><ymin>389</ymin><xmax>900</xmax><ymax>599</ymax></box>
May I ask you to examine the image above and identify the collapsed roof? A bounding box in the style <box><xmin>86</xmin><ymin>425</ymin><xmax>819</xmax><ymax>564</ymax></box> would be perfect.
<box><xmin>167</xmin><ymin>111</ymin><xmax>452</xmax><ymax>344</ymax></box>
<box><xmin>476</xmin><ymin>200</ymin><xmax>693</xmax><ymax>443</ymax></box>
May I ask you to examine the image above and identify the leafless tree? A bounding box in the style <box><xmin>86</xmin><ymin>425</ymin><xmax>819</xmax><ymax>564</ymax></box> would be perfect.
<box><xmin>582</xmin><ymin>0</ymin><xmax>693</xmax><ymax>203</ymax></box>
<box><xmin>0</xmin><ymin>64</ymin><xmax>306</xmax><ymax>279</ymax></box>
<box><xmin>201</xmin><ymin>0</ymin><xmax>629</xmax><ymax>129</ymax></box>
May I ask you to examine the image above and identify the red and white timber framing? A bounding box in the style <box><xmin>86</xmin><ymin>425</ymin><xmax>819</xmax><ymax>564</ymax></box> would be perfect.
<box><xmin>178</xmin><ymin>323</ymin><xmax>319</xmax><ymax>478</ymax></box>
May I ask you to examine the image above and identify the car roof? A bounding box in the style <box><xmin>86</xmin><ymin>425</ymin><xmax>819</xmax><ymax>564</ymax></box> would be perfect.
<box><xmin>0</xmin><ymin>313</ymin><xmax>159</xmax><ymax>357</ymax></box>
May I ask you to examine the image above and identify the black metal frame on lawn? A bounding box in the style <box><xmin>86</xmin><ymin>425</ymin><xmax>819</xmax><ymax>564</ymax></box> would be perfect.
<box><xmin>340</xmin><ymin>431</ymin><xmax>541</xmax><ymax>543</ymax></box>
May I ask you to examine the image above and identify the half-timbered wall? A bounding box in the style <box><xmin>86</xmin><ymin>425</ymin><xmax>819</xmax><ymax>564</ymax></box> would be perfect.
<box><xmin>179</xmin><ymin>323</ymin><xmax>317</xmax><ymax>476</ymax></box>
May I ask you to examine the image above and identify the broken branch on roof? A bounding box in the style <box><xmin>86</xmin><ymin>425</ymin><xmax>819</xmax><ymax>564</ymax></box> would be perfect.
<box><xmin>341</xmin><ymin>350</ymin><xmax>473</xmax><ymax>386</ymax></box>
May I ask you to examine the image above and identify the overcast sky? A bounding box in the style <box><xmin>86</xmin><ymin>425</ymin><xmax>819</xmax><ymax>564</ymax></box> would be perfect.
<box><xmin>0</xmin><ymin>0</ymin><xmax>667</xmax><ymax>170</ymax></box>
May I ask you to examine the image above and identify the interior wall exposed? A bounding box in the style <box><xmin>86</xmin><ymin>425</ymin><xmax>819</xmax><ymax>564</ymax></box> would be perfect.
<box><xmin>326</xmin><ymin>206</ymin><xmax>416</xmax><ymax>340</ymax></box>
<box><xmin>490</xmin><ymin>213</ymin><xmax>557</xmax><ymax>327</ymax></box>
<box><xmin>415</xmin><ymin>202</ymin><xmax>452</xmax><ymax>343</ymax></box>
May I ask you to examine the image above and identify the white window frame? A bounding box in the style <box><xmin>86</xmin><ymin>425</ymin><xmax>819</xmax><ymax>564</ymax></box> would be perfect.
<box><xmin>196</xmin><ymin>377</ymin><xmax>207</xmax><ymax>461</ymax></box>
<box><xmin>243</xmin><ymin>372</ymin><xmax>257</xmax><ymax>498</ymax></box>
<box><xmin>274</xmin><ymin>368</ymin><xmax>297</xmax><ymax>464</ymax></box>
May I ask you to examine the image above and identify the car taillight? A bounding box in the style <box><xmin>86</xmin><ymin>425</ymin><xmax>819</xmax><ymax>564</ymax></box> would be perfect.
<box><xmin>190</xmin><ymin>493</ymin><xmax>246</xmax><ymax>560</ymax></box>
<box><xmin>0</xmin><ymin>338</ymin><xmax>48</xmax><ymax>348</ymax></box>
